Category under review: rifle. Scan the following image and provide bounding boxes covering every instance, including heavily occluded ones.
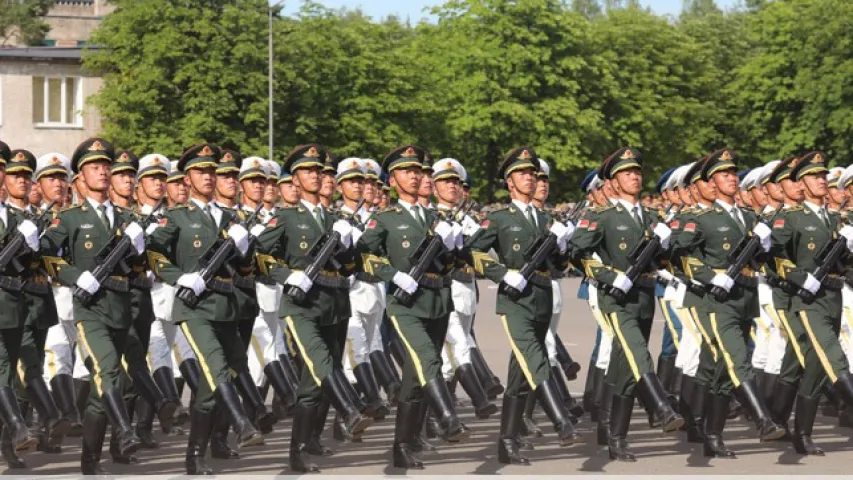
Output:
[0,201,58,292]
[392,200,469,308]
[709,202,784,302]
[797,200,850,304]
[564,199,588,224]
[74,199,165,306]
[284,199,365,305]
[176,203,262,309]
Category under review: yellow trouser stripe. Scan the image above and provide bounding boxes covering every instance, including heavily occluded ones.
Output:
[179,323,217,391]
[690,307,718,360]
[589,302,612,336]
[45,350,58,378]
[172,345,184,365]
[750,325,757,342]
[346,339,357,367]
[250,336,266,370]
[677,307,701,345]
[800,311,838,383]
[777,310,805,367]
[444,341,458,371]
[146,352,153,371]
[282,319,297,355]
[16,361,26,386]
[709,312,741,388]
[390,316,427,386]
[659,298,681,351]
[500,315,536,389]
[76,323,104,395]
[285,316,321,386]
[609,313,641,381]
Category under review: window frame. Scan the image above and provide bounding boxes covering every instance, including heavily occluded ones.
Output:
[32,75,83,129]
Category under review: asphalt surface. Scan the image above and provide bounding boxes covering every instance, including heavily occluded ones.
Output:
[14,278,853,475]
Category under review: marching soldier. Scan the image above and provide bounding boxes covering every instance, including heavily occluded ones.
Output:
[278,169,300,207]
[40,138,148,474]
[256,144,372,473]
[356,144,469,469]
[467,146,578,466]
[570,147,681,461]
[146,143,263,475]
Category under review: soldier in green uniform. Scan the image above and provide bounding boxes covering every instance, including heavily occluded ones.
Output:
[465,146,577,466]
[256,144,371,473]
[356,144,468,470]
[674,150,786,459]
[570,147,682,462]
[40,138,147,474]
[769,151,853,455]
[2,149,71,458]
[146,143,263,475]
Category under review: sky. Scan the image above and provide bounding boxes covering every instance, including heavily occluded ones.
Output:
[280,0,741,21]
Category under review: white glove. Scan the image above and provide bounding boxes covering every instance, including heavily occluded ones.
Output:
[249,224,266,237]
[653,222,672,250]
[76,271,100,295]
[124,222,145,255]
[147,271,155,282]
[177,272,206,296]
[452,222,463,250]
[711,273,735,293]
[613,273,633,294]
[392,271,418,294]
[352,227,363,245]
[227,224,249,255]
[657,269,675,284]
[333,220,353,249]
[461,215,481,237]
[285,271,313,293]
[549,221,575,253]
[803,273,821,295]
[145,222,159,235]
[502,271,527,291]
[434,221,454,250]
[752,222,772,252]
[16,220,39,252]
[840,225,853,251]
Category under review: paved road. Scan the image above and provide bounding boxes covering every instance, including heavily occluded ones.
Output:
[17,278,853,475]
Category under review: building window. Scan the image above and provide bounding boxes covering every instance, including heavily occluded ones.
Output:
[32,76,82,127]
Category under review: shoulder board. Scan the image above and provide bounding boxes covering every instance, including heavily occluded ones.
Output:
[59,205,81,213]
[787,206,805,212]
[692,208,713,216]
[167,205,187,211]
[377,207,401,214]
[488,205,511,213]
[588,204,614,213]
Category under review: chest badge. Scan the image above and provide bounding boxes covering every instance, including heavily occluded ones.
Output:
[299,241,308,250]
[193,237,202,248]
[402,240,410,249]
[619,242,628,251]
[84,241,93,250]
[723,242,731,251]
[512,244,521,252]
[807,242,816,250]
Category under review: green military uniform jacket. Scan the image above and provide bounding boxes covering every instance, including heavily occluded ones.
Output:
[41,201,134,328]
[230,204,260,321]
[256,203,356,325]
[466,203,567,322]
[569,202,661,314]
[0,208,34,330]
[146,202,244,324]
[12,204,59,330]
[356,204,453,320]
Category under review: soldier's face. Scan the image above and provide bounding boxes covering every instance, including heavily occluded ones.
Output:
[434,177,460,205]
[263,179,279,204]
[241,177,265,203]
[750,186,768,208]
[5,172,31,200]
[216,172,238,199]
[38,173,68,204]
[534,177,549,202]
[801,173,828,198]
[139,174,165,201]
[186,167,216,197]
[110,171,135,197]
[780,178,804,201]
[712,169,739,198]
[29,182,42,206]
[81,161,111,192]
[337,177,363,202]
[829,186,846,205]
[418,174,433,199]
[320,173,335,198]
[167,181,188,204]
[294,166,321,194]
[592,188,607,206]
[765,182,784,202]
[677,186,692,205]
[391,167,423,197]
[362,179,377,203]
[508,168,536,196]
[279,181,300,205]
[613,167,642,196]
[697,179,718,202]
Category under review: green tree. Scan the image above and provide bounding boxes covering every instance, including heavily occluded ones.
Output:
[0,0,55,46]
[572,0,603,19]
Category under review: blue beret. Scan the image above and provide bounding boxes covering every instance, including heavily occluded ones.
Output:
[580,169,599,192]
[737,169,749,181]
[656,167,676,194]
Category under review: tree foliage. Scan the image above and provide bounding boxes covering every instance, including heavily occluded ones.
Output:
[84,0,853,201]
[0,0,55,46]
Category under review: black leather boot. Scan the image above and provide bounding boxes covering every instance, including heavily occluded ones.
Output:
[214,381,264,448]
[587,367,604,422]
[608,394,635,461]
[457,363,498,418]
[153,367,183,433]
[0,426,25,468]
[134,396,159,448]
[520,392,543,437]
[423,377,470,443]
[289,403,320,473]
[74,378,91,427]
[278,353,301,390]
[821,383,841,417]
[51,374,82,436]
[264,361,297,411]
[185,408,214,475]
[656,354,676,396]
[551,366,583,419]
[410,401,435,452]
[307,399,333,456]
[793,394,824,455]
[101,388,142,457]
[321,372,372,440]
[497,394,529,465]
[636,372,684,433]
[596,382,613,446]
[332,411,362,443]
[80,411,108,475]
[179,359,201,394]
[832,371,853,406]
[470,347,504,399]
[370,350,401,405]
[27,376,71,450]
[536,378,580,445]
[130,367,177,434]
[233,369,276,434]
[762,372,778,407]
[389,337,406,371]
[554,334,582,380]
[0,387,36,453]
[209,405,239,459]
[733,379,785,441]
[703,392,736,458]
[770,380,797,440]
[392,401,424,469]
[353,362,391,418]
[683,378,707,444]
[110,423,140,464]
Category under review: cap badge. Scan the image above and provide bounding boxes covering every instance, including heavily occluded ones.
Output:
[813,153,823,164]
[620,149,635,160]
[720,151,732,161]
[518,149,532,160]
[88,141,105,152]
[305,146,321,158]
[401,147,417,158]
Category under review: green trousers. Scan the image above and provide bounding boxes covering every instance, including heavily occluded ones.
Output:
[501,314,550,395]
[76,319,129,414]
[284,315,343,405]
[0,327,23,389]
[179,317,245,412]
[389,313,449,402]
[777,303,847,397]
[603,302,654,397]
[694,306,753,396]
[18,323,48,385]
